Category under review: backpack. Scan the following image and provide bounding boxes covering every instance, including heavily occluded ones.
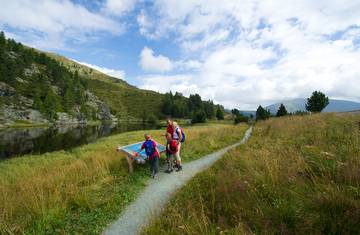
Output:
[176,127,186,143]
[169,140,178,152]
[144,140,156,157]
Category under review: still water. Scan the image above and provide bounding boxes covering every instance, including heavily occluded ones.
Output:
[0,122,160,159]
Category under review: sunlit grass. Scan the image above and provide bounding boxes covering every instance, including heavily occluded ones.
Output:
[0,124,247,234]
[143,112,360,235]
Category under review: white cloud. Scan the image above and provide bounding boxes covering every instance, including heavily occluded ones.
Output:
[139,47,173,72]
[102,0,138,16]
[0,0,123,50]
[137,0,360,109]
[74,60,125,80]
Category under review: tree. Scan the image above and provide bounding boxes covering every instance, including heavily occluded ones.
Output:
[162,93,173,116]
[64,88,75,112]
[234,114,249,124]
[188,94,203,111]
[192,110,206,123]
[216,107,224,120]
[231,109,240,116]
[276,103,288,117]
[0,31,5,46]
[203,100,215,119]
[256,105,271,121]
[305,91,329,113]
[43,90,60,120]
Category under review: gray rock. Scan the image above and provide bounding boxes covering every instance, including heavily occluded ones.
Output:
[0,82,15,97]
[55,112,79,124]
[0,105,48,125]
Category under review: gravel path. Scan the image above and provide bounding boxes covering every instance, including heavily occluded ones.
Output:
[103,126,253,235]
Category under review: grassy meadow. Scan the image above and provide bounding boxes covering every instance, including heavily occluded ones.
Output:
[143,112,360,235]
[0,124,247,235]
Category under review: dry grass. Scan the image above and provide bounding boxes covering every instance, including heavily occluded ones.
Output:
[0,124,247,234]
[143,112,360,235]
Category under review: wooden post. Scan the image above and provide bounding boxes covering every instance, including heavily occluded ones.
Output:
[126,155,134,174]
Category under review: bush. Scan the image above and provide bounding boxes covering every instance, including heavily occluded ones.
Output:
[147,114,159,125]
[191,110,207,123]
[234,114,248,124]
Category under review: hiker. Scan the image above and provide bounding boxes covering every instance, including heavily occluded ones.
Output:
[165,132,178,173]
[164,118,174,160]
[137,133,160,178]
[166,118,174,137]
[172,121,184,171]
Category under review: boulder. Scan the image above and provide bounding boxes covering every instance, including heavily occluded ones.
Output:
[0,82,15,97]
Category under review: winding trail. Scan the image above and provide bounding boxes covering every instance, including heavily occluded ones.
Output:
[103,126,253,235]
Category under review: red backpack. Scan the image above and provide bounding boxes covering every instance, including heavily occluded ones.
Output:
[169,140,178,152]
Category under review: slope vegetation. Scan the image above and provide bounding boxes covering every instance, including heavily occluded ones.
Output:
[0,32,163,126]
[143,112,360,234]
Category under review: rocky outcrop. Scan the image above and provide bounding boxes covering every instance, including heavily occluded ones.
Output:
[55,112,81,124]
[0,82,15,97]
[0,105,49,125]
[0,88,116,127]
[85,90,117,122]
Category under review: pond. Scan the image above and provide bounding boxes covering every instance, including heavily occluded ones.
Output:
[0,122,160,159]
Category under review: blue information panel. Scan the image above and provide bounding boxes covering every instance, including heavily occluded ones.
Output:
[118,141,166,161]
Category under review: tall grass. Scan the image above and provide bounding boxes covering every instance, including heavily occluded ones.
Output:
[143,113,360,235]
[0,124,247,234]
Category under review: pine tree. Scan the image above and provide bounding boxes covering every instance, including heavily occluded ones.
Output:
[216,107,224,120]
[306,91,329,113]
[204,100,215,119]
[256,105,271,121]
[276,103,288,117]
[64,88,75,112]
[0,31,5,46]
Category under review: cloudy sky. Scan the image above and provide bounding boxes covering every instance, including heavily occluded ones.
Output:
[1,0,360,109]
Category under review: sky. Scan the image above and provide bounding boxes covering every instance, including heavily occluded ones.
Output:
[1,0,360,110]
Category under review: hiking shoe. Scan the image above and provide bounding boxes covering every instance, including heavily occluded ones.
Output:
[176,166,183,172]
[152,174,157,179]
[165,169,172,174]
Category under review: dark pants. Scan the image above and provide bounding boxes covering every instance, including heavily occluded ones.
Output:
[149,157,159,176]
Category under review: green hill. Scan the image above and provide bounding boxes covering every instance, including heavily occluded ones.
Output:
[0,32,163,126]
[0,31,225,127]
[46,52,164,120]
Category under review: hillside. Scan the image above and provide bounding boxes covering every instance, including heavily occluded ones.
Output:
[143,112,360,234]
[0,32,164,126]
[0,32,225,127]
[46,53,164,120]
[266,98,360,114]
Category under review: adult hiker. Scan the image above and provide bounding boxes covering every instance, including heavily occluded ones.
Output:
[136,133,160,179]
[166,118,174,137]
[172,121,184,171]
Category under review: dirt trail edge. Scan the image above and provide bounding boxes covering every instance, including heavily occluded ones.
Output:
[103,126,253,235]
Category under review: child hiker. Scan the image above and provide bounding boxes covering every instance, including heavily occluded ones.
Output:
[165,132,178,173]
[137,133,160,179]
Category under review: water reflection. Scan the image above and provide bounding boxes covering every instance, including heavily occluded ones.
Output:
[0,122,159,159]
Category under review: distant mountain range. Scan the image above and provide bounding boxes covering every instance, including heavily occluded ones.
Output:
[266,98,360,114]
[240,98,360,117]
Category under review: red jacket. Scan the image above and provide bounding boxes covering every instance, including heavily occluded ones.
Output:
[167,124,174,137]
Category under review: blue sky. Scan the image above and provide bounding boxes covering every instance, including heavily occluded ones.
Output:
[1,0,360,109]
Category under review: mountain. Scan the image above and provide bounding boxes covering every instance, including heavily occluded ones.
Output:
[0,32,164,127]
[266,98,360,114]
